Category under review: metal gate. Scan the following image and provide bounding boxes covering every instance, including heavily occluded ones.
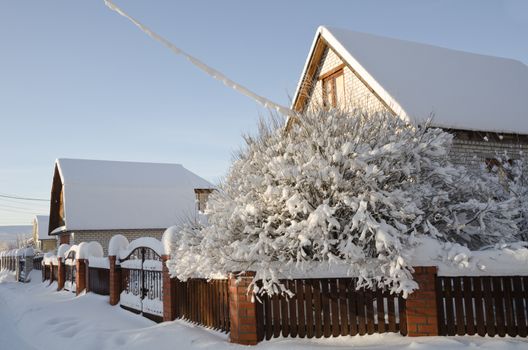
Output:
[18,257,26,282]
[64,251,76,292]
[120,246,163,322]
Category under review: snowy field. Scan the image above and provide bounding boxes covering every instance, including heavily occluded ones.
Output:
[0,270,527,350]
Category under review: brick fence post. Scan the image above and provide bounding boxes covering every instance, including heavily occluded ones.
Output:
[57,257,65,290]
[406,266,439,336]
[228,271,260,345]
[109,256,122,305]
[76,258,87,296]
[162,255,177,322]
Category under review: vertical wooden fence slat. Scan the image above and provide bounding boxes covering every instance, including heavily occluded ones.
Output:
[513,276,527,337]
[365,289,375,335]
[348,279,358,336]
[280,284,290,337]
[339,279,349,336]
[436,277,446,335]
[357,287,367,335]
[321,279,331,338]
[483,277,496,337]
[305,279,314,338]
[376,289,386,333]
[312,279,323,338]
[288,280,298,338]
[296,280,306,338]
[272,293,281,338]
[473,277,486,337]
[387,292,396,333]
[330,279,340,337]
[462,277,475,335]
[502,277,516,337]
[493,277,506,337]
[398,295,407,336]
[444,277,456,336]
[453,277,465,336]
[264,293,272,340]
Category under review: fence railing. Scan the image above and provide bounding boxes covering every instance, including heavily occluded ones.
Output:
[257,278,405,341]
[33,257,43,270]
[88,267,110,295]
[174,278,230,333]
[437,275,528,337]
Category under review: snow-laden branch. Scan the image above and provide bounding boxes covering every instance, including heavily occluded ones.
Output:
[104,0,293,118]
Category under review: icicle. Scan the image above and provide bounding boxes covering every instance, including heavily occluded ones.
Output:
[104,0,293,118]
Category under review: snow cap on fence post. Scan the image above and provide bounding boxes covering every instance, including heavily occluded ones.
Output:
[57,244,71,259]
[108,234,129,257]
[162,225,180,257]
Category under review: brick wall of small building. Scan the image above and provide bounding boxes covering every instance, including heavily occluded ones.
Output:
[69,229,165,255]
[450,138,528,171]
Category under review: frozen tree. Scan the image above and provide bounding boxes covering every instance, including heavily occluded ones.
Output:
[168,108,522,297]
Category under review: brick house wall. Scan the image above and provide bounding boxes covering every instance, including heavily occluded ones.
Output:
[40,239,57,253]
[304,46,528,170]
[60,228,165,255]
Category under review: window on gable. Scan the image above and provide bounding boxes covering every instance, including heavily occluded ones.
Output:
[194,189,213,212]
[322,69,345,108]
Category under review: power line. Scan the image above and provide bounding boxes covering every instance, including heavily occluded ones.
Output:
[0,193,49,202]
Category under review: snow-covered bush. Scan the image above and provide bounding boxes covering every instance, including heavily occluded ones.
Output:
[168,108,523,297]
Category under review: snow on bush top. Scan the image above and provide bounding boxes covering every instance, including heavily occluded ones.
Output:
[108,235,129,256]
[167,108,524,297]
[57,244,71,258]
[78,241,104,259]
[118,237,163,259]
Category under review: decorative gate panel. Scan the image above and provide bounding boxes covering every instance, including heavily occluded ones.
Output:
[120,246,163,322]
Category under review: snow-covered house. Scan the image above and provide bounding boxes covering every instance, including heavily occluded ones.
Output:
[292,26,528,170]
[47,158,213,254]
[32,215,55,252]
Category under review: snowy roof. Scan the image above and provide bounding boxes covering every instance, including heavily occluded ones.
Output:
[52,158,213,232]
[34,215,51,240]
[294,26,528,135]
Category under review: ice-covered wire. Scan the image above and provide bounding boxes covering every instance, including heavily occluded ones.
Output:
[104,0,293,118]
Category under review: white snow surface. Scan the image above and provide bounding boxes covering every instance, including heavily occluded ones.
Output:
[295,26,528,134]
[57,244,71,258]
[108,234,129,257]
[55,158,213,231]
[34,215,50,240]
[1,271,528,349]
[162,226,180,255]
[411,237,528,276]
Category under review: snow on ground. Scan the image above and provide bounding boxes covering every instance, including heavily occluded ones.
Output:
[1,270,528,350]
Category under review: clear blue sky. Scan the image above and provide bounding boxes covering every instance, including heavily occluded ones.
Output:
[0,0,527,225]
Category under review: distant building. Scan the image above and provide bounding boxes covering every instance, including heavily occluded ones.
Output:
[48,158,214,254]
[32,215,55,252]
[291,26,528,170]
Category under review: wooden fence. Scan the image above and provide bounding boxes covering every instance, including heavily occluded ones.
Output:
[174,278,231,333]
[437,276,528,337]
[33,256,43,270]
[88,267,110,295]
[257,278,406,341]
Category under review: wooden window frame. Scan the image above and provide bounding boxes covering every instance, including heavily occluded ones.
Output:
[321,67,344,108]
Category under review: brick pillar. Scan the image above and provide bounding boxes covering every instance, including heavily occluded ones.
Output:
[162,255,177,321]
[57,258,65,290]
[406,266,439,336]
[76,259,87,296]
[228,272,259,345]
[109,256,122,305]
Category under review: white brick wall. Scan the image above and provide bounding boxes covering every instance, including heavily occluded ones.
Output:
[305,47,387,114]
